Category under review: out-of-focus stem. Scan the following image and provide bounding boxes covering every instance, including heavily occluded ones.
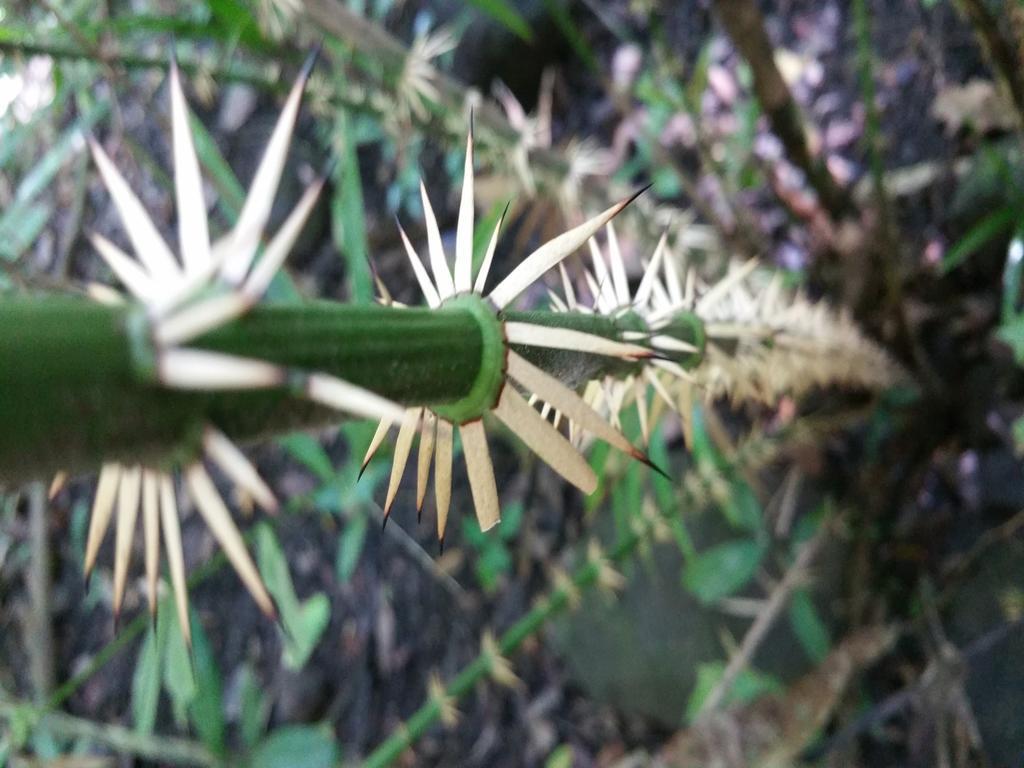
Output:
[711,0,852,219]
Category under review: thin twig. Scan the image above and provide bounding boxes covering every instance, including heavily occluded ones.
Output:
[0,697,216,766]
[700,511,834,712]
[24,482,54,702]
[711,0,852,220]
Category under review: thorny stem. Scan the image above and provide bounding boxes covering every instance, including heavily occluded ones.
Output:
[298,0,570,175]
[362,526,640,768]
[361,413,848,768]
[0,298,704,483]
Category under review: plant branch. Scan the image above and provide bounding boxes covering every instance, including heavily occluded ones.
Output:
[711,0,852,220]
[700,512,833,712]
[0,696,216,766]
[0,298,702,483]
[361,412,853,767]
[954,0,1024,128]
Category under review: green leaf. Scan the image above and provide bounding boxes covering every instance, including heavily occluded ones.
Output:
[467,0,534,42]
[249,725,338,768]
[0,99,109,261]
[683,538,764,604]
[1002,234,1024,322]
[336,514,367,582]
[685,661,782,721]
[997,315,1024,363]
[545,744,573,768]
[257,524,331,669]
[498,501,524,540]
[162,600,197,728]
[131,623,164,735]
[941,204,1016,274]
[332,109,374,304]
[188,611,226,756]
[0,202,52,262]
[789,588,831,663]
[279,433,334,482]
[189,112,245,217]
[472,200,507,278]
[238,664,270,749]
[721,479,763,533]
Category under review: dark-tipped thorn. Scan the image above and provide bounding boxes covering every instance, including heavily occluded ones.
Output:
[357,461,369,482]
[381,511,391,530]
[633,449,670,480]
[469,107,475,141]
[84,571,93,593]
[272,603,294,643]
[149,608,157,634]
[615,183,654,214]
[299,42,323,84]
[438,536,446,555]
[112,610,122,636]
[417,506,423,524]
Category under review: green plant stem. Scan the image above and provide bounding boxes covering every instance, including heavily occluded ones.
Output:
[710,0,851,219]
[0,31,382,120]
[0,297,704,483]
[0,697,216,766]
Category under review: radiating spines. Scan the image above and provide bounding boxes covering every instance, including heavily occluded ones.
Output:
[383,409,421,526]
[220,47,319,285]
[88,137,181,284]
[80,423,289,636]
[487,186,650,311]
[169,55,211,277]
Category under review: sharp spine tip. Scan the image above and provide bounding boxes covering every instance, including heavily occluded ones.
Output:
[300,43,323,81]
[438,536,445,555]
[381,513,390,530]
[634,450,670,480]
[266,595,283,626]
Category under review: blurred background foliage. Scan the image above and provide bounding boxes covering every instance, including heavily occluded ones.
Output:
[3,0,1024,766]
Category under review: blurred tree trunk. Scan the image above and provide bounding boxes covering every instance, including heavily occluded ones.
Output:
[711,0,851,220]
